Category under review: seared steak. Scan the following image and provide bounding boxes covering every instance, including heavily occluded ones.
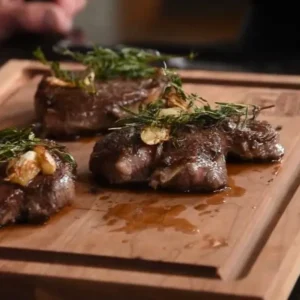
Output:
[223,119,284,161]
[150,128,228,192]
[89,118,284,192]
[34,74,165,139]
[22,153,76,223]
[0,182,24,226]
[89,127,159,184]
[0,151,76,227]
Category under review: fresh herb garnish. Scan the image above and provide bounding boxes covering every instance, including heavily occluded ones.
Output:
[0,127,76,168]
[113,68,270,131]
[116,99,261,129]
[57,46,193,80]
[33,47,96,94]
[33,46,193,93]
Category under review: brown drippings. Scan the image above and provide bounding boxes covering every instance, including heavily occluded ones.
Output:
[198,210,212,216]
[194,203,207,210]
[122,240,129,243]
[107,218,118,226]
[99,194,110,200]
[272,165,281,175]
[78,136,99,144]
[184,241,198,249]
[194,177,245,211]
[103,200,199,234]
[203,234,228,249]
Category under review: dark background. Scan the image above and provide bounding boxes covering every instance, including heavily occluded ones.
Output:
[1,0,300,298]
[3,0,300,75]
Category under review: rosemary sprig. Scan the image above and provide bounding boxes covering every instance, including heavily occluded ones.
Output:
[33,46,193,92]
[0,127,76,167]
[33,47,96,94]
[33,47,76,83]
[114,68,266,131]
[116,99,261,129]
[58,46,193,80]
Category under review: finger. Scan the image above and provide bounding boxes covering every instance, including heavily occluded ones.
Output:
[15,3,73,34]
[55,0,87,16]
[0,0,23,7]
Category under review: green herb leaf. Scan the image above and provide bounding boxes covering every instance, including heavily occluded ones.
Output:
[57,46,193,80]
[33,47,96,94]
[0,127,76,168]
[113,68,270,132]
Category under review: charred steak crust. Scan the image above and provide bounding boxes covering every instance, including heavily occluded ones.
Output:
[89,127,159,184]
[222,119,284,161]
[0,181,24,226]
[150,128,228,192]
[23,153,76,224]
[34,74,165,138]
[0,152,76,227]
[89,119,284,192]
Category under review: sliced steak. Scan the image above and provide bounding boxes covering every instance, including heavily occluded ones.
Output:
[89,127,159,184]
[34,74,165,139]
[149,128,228,192]
[223,119,284,161]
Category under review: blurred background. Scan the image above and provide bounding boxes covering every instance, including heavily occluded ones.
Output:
[2,0,300,75]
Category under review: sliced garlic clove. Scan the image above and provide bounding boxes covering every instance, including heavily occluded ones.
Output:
[34,146,57,175]
[167,92,188,110]
[158,107,183,117]
[141,126,170,145]
[83,70,95,86]
[46,76,75,87]
[6,151,41,187]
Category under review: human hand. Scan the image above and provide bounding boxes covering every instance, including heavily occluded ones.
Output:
[0,0,87,40]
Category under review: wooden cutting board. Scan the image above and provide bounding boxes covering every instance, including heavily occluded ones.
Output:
[0,60,300,300]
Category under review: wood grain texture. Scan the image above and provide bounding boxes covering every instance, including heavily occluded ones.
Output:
[0,60,300,299]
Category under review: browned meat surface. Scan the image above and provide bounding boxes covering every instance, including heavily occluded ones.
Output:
[34,74,165,139]
[0,182,24,226]
[89,127,159,184]
[89,118,284,192]
[23,154,76,223]
[223,119,284,161]
[150,128,228,192]
[0,153,76,227]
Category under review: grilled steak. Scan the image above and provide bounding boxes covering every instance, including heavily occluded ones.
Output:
[223,119,284,161]
[89,119,284,192]
[0,149,76,227]
[89,127,159,184]
[150,128,228,192]
[22,153,76,223]
[34,75,165,139]
[0,181,24,226]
